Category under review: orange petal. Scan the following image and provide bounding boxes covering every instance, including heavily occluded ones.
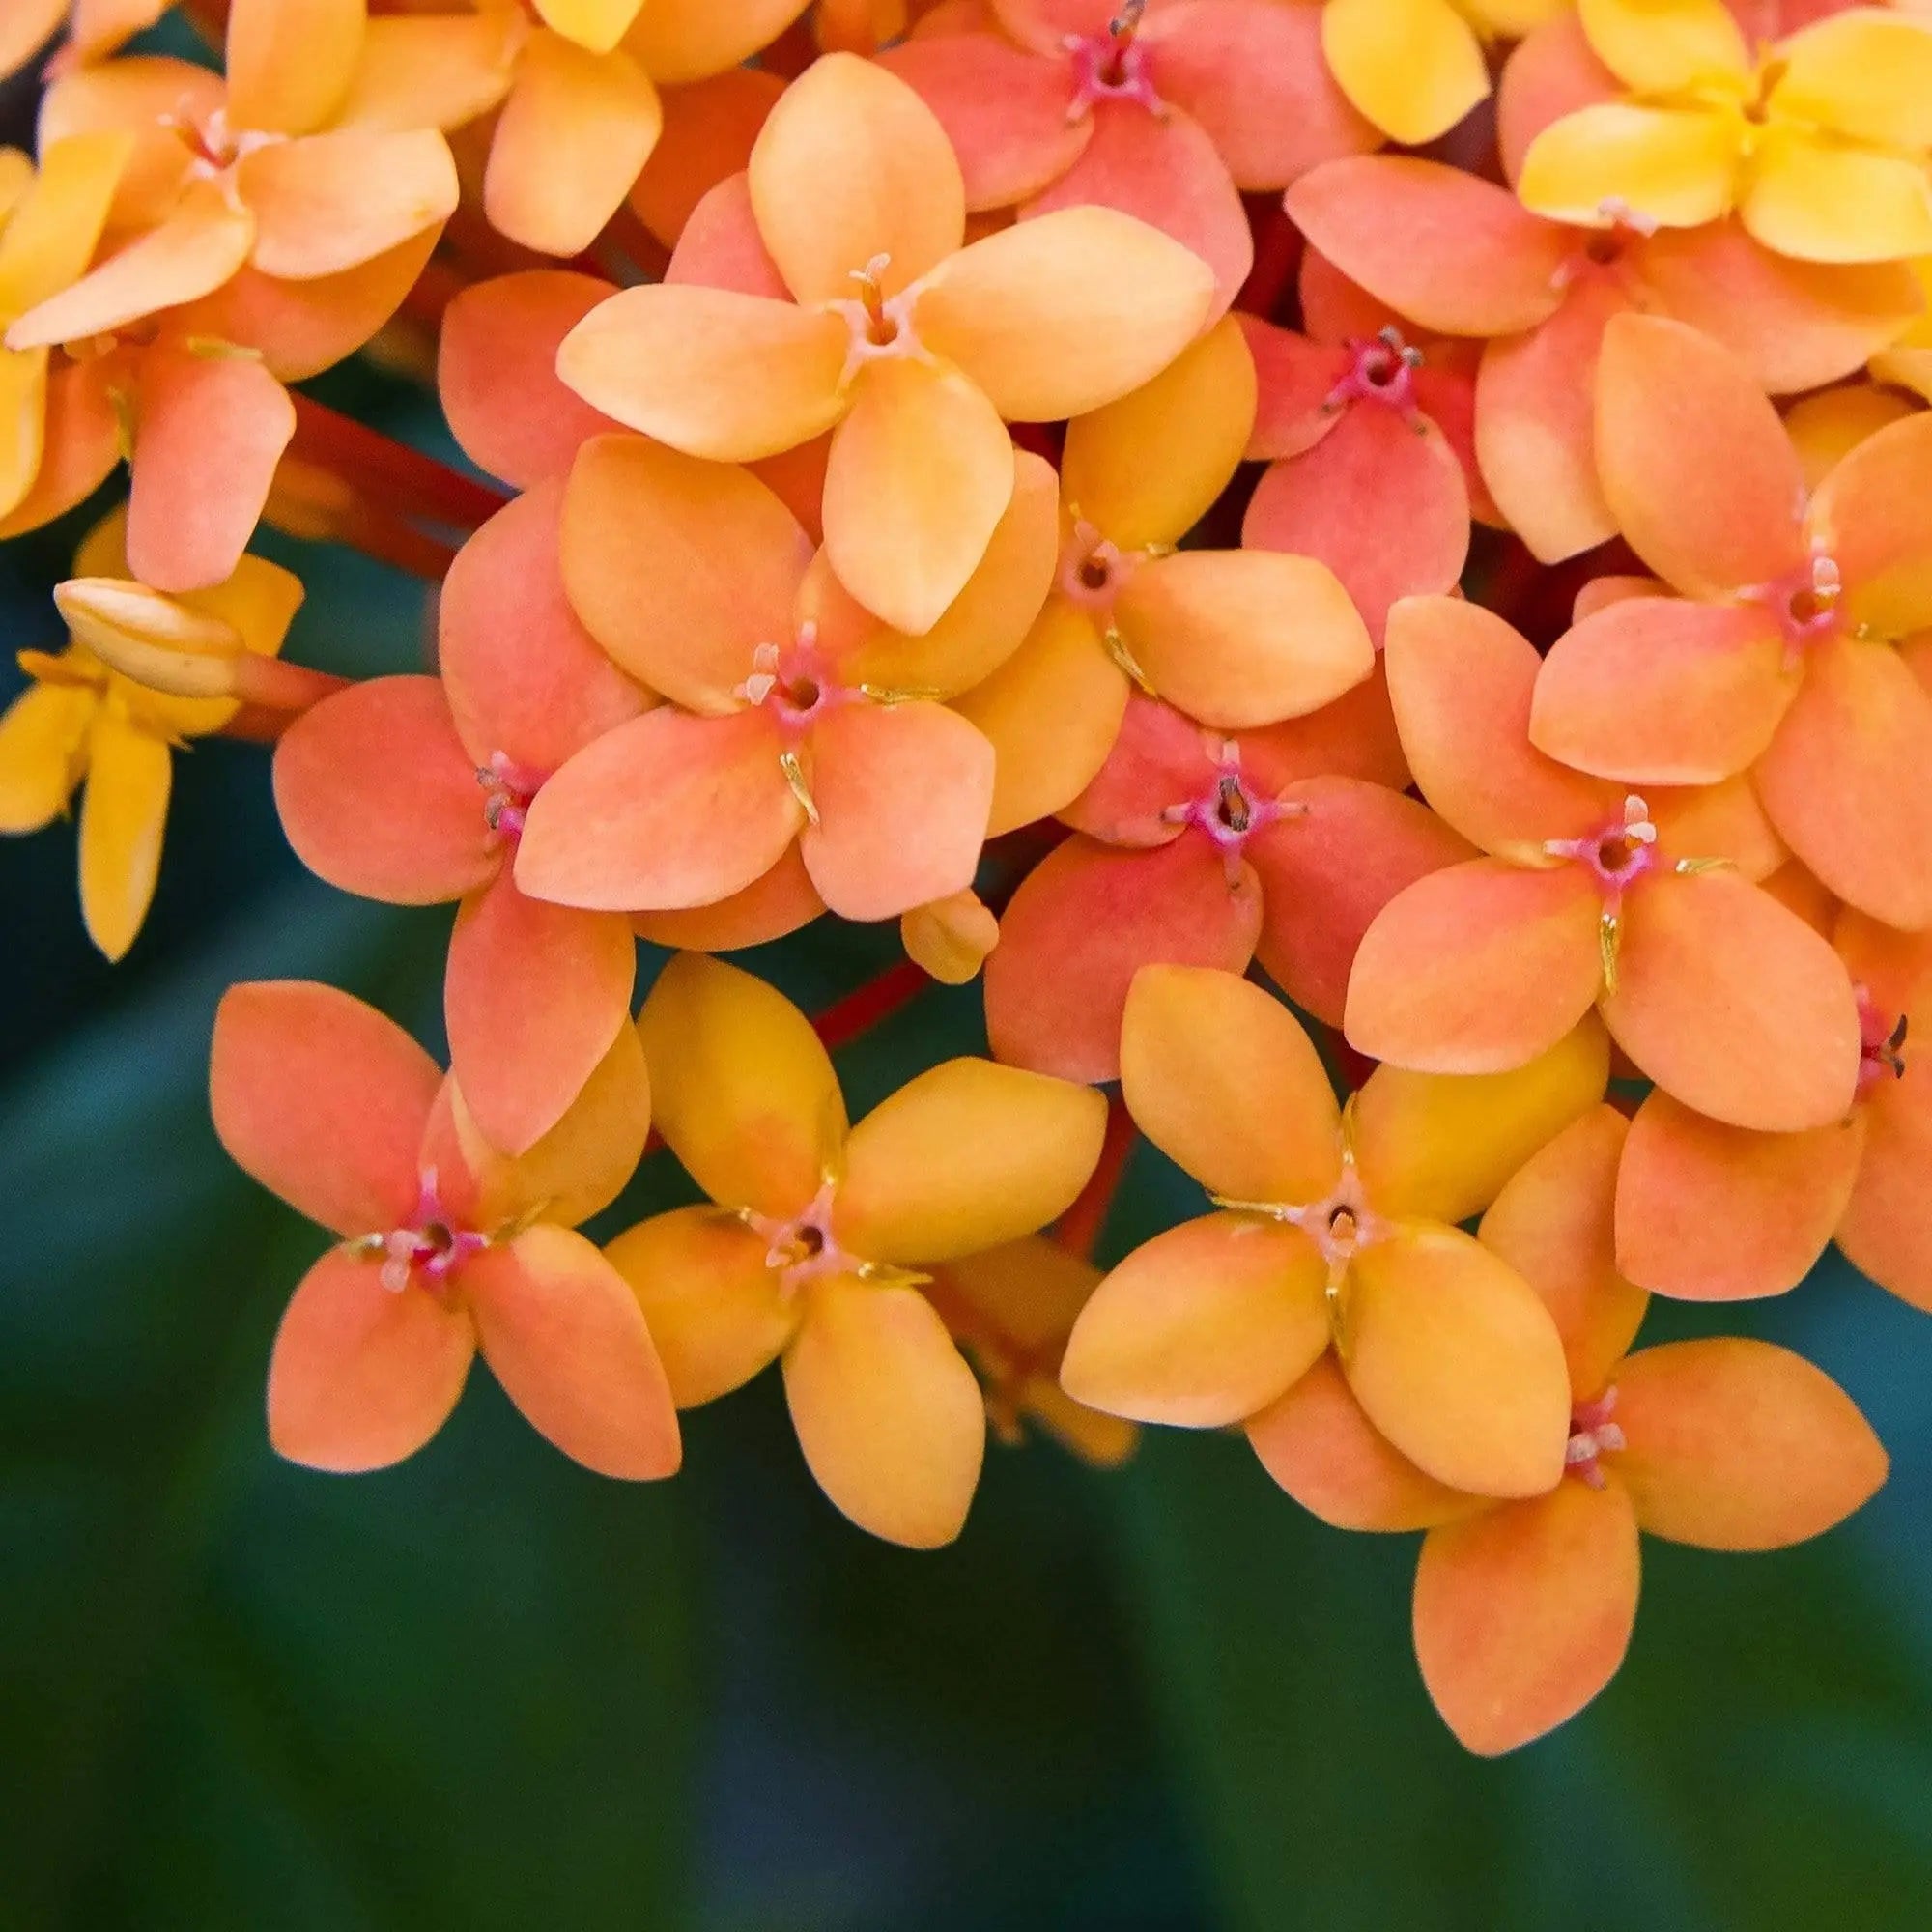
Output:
[556,282,848,461]
[1118,963,1345,1205]
[635,951,845,1218]
[267,1247,474,1473]
[1613,1088,1860,1303]
[797,699,993,922]
[1346,1225,1573,1497]
[37,56,215,236]
[1054,683,1214,843]
[329,13,519,135]
[272,675,499,906]
[1344,860,1604,1075]
[225,0,365,135]
[914,204,1217,422]
[984,833,1263,1084]
[1807,409,1932,642]
[1611,1339,1887,1549]
[1479,1103,1646,1397]
[1837,1041,1932,1313]
[1592,311,1809,600]
[1644,773,1784,882]
[664,168,788,296]
[783,1276,985,1547]
[1413,1479,1640,1755]
[833,1056,1106,1264]
[622,0,814,84]
[1528,596,1796,786]
[559,432,810,710]
[1495,14,1620,186]
[1240,662,1410,793]
[0,355,120,540]
[631,68,784,245]
[1383,595,1612,853]
[211,979,440,1236]
[631,843,825,952]
[1247,1353,1478,1531]
[1605,868,1860,1133]
[514,705,800,912]
[1061,1212,1330,1426]
[462,1223,679,1479]
[241,129,458,281]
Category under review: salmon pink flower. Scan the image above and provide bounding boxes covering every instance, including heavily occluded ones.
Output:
[1518,0,1932,264]
[0,508,301,959]
[554,52,1216,633]
[270,484,649,1156]
[882,0,1379,315]
[607,953,1107,1546]
[1347,595,1862,1133]
[1061,964,1604,1498]
[985,691,1470,1082]
[1284,153,1920,561]
[211,978,679,1480]
[515,434,1055,923]
[1530,314,1932,928]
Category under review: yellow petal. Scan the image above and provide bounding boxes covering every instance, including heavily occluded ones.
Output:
[0,678,93,833]
[0,131,132,320]
[1519,102,1738,231]
[1321,0,1491,148]
[535,0,645,56]
[832,1057,1106,1264]
[77,698,170,961]
[636,952,846,1218]
[1575,0,1748,94]
[1769,10,1932,150]
[225,0,368,136]
[0,344,45,521]
[623,0,814,85]
[1742,129,1932,266]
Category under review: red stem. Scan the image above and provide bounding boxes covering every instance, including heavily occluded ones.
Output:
[1053,1094,1137,1264]
[810,957,930,1052]
[287,394,507,536]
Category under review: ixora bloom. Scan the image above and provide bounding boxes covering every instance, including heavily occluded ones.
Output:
[269,484,649,1156]
[516,435,1053,923]
[1347,595,1862,1134]
[882,0,1378,311]
[0,509,300,959]
[554,52,1216,633]
[211,978,679,1479]
[1283,154,1920,561]
[1061,965,1606,1496]
[1517,0,1932,263]
[606,953,1107,1546]
[1529,314,1932,929]
[985,693,1467,1082]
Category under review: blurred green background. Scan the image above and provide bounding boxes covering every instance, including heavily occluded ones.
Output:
[8,64,1932,1932]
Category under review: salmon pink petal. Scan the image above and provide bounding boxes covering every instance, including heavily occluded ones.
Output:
[834,1057,1107,1264]
[783,1276,984,1548]
[798,700,993,922]
[1837,1047,1932,1313]
[242,129,458,281]
[1248,778,1476,1028]
[1345,861,1604,1075]
[226,0,365,135]
[124,346,294,595]
[556,283,848,462]
[1242,409,1469,643]
[273,676,498,906]
[1833,910,1932,1023]
[630,69,784,246]
[267,1249,474,1474]
[985,833,1263,1084]
[0,358,120,541]
[211,980,440,1236]
[1287,156,1571,338]
[1645,774,1784,882]
[878,30,1091,210]
[664,171,788,298]
[1383,596,1612,853]
[1240,318,1350,461]
[440,480,648,776]
[1414,1480,1640,1755]
[445,873,636,1157]
[1605,869,1860,1133]
[1528,597,1795,786]
[1593,313,1809,600]
[1807,411,1932,641]
[462,1224,680,1479]
[559,433,810,711]
[637,952,845,1217]
[1118,964,1345,1205]
[1239,664,1410,793]
[515,705,801,912]
[1061,1213,1330,1427]
[1613,1089,1861,1302]
[748,53,964,305]
[914,205,1218,421]
[1060,691,1219,844]
[1611,1339,1888,1550]
[1247,1354,1478,1531]
[1346,1225,1573,1498]
[1479,1103,1646,1397]
[632,845,825,952]
[1321,0,1489,147]
[1495,14,1620,185]
[605,1206,795,1406]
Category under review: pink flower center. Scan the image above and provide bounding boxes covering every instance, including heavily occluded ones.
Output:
[477,752,540,841]
[1161,739,1302,882]
[1744,552,1843,665]
[1327,327,1425,417]
[1857,986,1908,1101]
[1057,520,1143,613]
[367,1171,488,1294]
[737,621,848,736]
[743,1181,859,1294]
[1065,3,1164,118]
[1565,1387,1626,1489]
[167,103,284,183]
[1545,795,1659,906]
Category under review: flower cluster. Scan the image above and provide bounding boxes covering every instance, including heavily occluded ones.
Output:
[2,0,1928,1754]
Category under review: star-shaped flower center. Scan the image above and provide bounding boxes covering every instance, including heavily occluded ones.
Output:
[1565,1387,1626,1488]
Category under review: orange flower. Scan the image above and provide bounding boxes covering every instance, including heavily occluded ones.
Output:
[211,978,679,1479]
[607,953,1107,1546]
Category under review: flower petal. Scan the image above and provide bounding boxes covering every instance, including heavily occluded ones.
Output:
[631,67,784,245]
[267,1248,474,1473]
[1495,13,1620,185]
[76,701,169,963]
[1321,0,1489,147]
[631,844,825,952]
[622,0,814,84]
[242,129,458,281]
[0,679,91,833]
[461,1223,680,1479]
[1518,102,1737,232]
[1837,1038,1932,1313]
[1062,1212,1330,1426]
[1808,410,1932,641]
[1741,129,1932,268]
[636,951,845,1218]
[225,0,366,135]
[1610,1339,1887,1549]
